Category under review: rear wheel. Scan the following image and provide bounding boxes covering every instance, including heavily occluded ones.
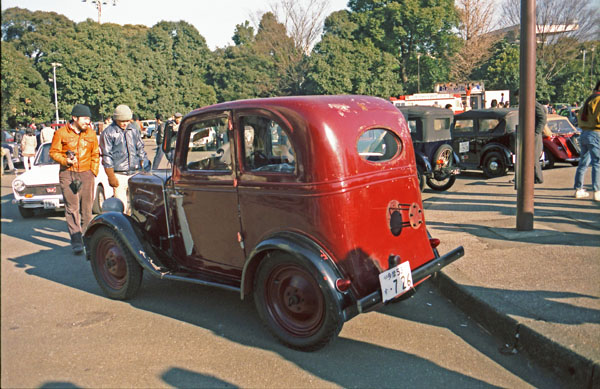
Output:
[92,185,105,214]
[254,252,343,351]
[426,144,457,191]
[89,226,142,300]
[482,151,507,178]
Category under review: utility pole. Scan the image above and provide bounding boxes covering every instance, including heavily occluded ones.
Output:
[417,53,421,93]
[51,62,62,124]
[516,0,536,231]
[83,0,118,24]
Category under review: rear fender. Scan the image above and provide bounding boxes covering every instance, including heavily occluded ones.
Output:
[241,231,358,321]
[414,152,433,175]
[480,143,512,166]
[84,212,167,273]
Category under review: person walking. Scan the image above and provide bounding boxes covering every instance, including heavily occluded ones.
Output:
[21,127,37,171]
[573,80,600,201]
[164,112,183,163]
[49,104,99,254]
[40,122,55,144]
[99,104,150,213]
[152,113,165,169]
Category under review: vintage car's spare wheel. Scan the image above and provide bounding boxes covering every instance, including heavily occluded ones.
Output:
[426,144,457,191]
[89,226,142,300]
[254,252,343,351]
[482,151,507,178]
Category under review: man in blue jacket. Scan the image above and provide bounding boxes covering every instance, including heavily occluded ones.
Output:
[99,104,150,213]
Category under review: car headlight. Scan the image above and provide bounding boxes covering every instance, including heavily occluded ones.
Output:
[12,179,26,192]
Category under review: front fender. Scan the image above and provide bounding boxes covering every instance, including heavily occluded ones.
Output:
[84,212,166,273]
[241,231,358,321]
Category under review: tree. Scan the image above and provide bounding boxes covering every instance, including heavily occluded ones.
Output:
[450,0,499,81]
[500,0,600,81]
[348,0,461,85]
[304,10,402,97]
[1,41,53,127]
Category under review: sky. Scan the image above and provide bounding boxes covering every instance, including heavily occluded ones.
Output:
[1,0,350,50]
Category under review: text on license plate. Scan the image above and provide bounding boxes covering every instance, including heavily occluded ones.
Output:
[379,261,413,303]
[43,199,60,209]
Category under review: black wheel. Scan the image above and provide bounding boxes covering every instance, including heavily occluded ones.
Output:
[482,151,507,178]
[254,252,343,351]
[18,206,34,218]
[426,144,457,191]
[416,165,425,192]
[542,148,555,169]
[89,226,143,300]
[92,185,105,214]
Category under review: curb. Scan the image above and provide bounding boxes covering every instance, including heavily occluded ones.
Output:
[432,271,599,388]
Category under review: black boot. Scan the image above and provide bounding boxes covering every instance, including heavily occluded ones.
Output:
[71,232,84,255]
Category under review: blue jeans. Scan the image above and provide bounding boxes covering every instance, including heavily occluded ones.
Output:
[574,131,600,192]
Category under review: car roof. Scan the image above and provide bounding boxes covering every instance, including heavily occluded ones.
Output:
[454,108,518,119]
[396,106,454,118]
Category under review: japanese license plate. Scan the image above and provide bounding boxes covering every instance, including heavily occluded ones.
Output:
[43,199,60,209]
[379,261,413,303]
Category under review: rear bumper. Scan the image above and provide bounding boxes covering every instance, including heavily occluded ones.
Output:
[356,246,465,313]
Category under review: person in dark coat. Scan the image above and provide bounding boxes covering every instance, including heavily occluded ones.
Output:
[514,89,547,184]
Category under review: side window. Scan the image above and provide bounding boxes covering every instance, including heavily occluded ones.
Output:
[407,119,418,134]
[453,119,474,134]
[184,116,231,171]
[479,119,500,133]
[241,116,296,174]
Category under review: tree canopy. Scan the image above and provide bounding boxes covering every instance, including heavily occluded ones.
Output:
[1,3,599,128]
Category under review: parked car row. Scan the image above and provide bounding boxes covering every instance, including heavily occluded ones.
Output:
[397,107,581,187]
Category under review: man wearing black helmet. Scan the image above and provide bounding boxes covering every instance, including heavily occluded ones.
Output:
[49,104,100,255]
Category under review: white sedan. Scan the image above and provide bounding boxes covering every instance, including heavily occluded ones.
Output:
[11,142,113,218]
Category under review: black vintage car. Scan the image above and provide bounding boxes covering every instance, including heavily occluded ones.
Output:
[398,106,460,191]
[451,108,519,178]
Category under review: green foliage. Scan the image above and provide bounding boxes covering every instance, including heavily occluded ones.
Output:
[1,41,53,127]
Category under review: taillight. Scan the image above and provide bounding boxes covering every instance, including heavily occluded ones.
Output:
[429,238,440,249]
[335,278,352,292]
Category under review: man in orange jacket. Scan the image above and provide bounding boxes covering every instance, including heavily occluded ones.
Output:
[49,104,99,254]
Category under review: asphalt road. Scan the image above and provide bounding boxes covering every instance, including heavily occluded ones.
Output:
[1,140,563,388]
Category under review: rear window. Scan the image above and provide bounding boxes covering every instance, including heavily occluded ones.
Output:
[434,118,451,131]
[480,119,500,132]
[453,119,474,133]
[357,129,401,162]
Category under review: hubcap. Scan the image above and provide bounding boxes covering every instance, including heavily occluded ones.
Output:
[265,265,324,337]
[96,237,126,289]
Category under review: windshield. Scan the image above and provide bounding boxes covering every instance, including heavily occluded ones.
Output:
[35,144,58,166]
[547,118,576,134]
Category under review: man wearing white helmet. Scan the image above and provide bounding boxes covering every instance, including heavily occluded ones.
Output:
[99,104,150,213]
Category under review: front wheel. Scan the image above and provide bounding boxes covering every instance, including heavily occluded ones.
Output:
[482,151,507,178]
[542,148,555,169]
[89,226,143,300]
[18,206,34,218]
[92,185,105,214]
[254,252,343,351]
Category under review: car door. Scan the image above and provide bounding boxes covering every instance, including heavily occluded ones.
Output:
[169,111,245,277]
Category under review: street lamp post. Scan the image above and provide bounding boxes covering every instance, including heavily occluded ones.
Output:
[82,0,118,24]
[51,62,62,124]
[417,53,421,93]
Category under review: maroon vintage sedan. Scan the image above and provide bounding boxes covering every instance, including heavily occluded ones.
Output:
[84,95,464,351]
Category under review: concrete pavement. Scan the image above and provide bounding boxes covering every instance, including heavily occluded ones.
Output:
[423,166,600,388]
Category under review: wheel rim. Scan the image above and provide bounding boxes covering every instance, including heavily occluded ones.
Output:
[264,264,325,337]
[95,236,127,289]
